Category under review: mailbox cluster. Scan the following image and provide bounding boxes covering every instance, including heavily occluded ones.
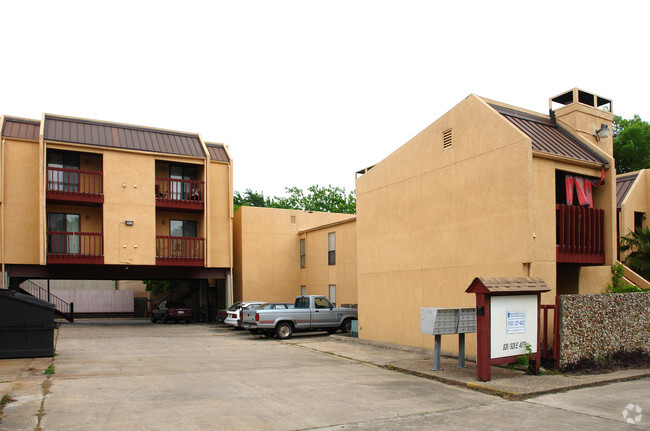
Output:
[421,307,476,370]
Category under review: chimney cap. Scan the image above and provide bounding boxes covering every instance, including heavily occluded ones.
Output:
[550,88,612,113]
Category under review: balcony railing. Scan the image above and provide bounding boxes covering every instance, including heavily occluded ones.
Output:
[47,167,103,204]
[156,235,204,266]
[155,177,204,210]
[47,231,104,264]
[556,204,605,264]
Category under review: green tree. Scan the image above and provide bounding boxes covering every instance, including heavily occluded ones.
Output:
[619,226,650,286]
[143,280,170,296]
[613,114,650,174]
[234,185,356,214]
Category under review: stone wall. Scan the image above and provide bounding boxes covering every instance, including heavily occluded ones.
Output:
[559,292,650,368]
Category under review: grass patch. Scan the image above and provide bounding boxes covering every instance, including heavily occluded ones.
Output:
[44,364,55,375]
[1,393,16,422]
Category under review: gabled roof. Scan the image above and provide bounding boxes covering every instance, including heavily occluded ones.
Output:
[205,142,230,162]
[616,173,639,209]
[1,116,40,141]
[488,104,608,166]
[465,277,550,294]
[43,114,206,158]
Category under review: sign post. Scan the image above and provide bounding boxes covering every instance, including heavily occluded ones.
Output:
[465,277,550,382]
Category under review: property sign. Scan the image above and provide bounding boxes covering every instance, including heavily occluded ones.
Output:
[490,295,537,359]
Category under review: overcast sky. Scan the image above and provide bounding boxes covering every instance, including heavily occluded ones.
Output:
[2,1,649,198]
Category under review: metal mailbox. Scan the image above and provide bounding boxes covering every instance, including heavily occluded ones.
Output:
[420,307,477,370]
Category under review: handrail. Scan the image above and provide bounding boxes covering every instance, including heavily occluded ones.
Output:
[47,166,103,196]
[19,280,74,322]
[155,177,204,203]
[47,231,103,257]
[156,235,205,260]
[556,204,605,264]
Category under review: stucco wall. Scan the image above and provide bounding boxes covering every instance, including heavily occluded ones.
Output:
[233,206,355,303]
[356,95,538,354]
[559,292,650,368]
[3,138,40,264]
[619,170,650,240]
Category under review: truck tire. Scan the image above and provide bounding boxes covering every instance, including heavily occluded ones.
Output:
[341,319,354,333]
[275,323,293,339]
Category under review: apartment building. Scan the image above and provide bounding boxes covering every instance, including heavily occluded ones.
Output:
[355,89,617,353]
[233,206,356,305]
[0,114,233,319]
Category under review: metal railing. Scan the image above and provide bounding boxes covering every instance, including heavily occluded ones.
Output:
[155,177,204,204]
[19,280,74,322]
[556,204,605,264]
[47,166,103,198]
[47,231,103,261]
[156,236,205,265]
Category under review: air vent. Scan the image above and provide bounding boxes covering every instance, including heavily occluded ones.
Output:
[443,129,452,149]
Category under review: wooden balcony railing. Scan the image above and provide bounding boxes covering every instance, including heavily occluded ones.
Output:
[47,231,104,264]
[556,204,605,264]
[156,236,204,266]
[155,177,204,210]
[47,167,103,204]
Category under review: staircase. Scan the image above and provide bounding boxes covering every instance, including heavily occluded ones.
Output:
[16,280,74,322]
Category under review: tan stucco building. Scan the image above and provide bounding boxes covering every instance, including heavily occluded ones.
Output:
[355,89,617,353]
[233,206,356,305]
[0,114,233,319]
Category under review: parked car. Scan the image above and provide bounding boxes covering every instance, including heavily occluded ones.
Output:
[224,301,265,328]
[251,302,295,311]
[217,301,243,323]
[151,301,192,324]
[242,295,357,339]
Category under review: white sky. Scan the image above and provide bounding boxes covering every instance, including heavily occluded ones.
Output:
[2,1,649,198]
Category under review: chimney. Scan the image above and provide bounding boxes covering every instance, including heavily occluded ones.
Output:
[549,88,614,156]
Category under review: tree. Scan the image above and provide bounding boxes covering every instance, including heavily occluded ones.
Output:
[619,226,650,286]
[143,280,170,296]
[234,185,356,214]
[613,114,650,174]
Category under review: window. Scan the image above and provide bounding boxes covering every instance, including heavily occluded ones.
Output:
[300,238,306,268]
[328,232,336,265]
[635,212,645,231]
[47,212,80,254]
[295,297,310,309]
[314,297,333,309]
[300,285,306,296]
[47,151,80,192]
[329,285,336,306]
[170,220,197,237]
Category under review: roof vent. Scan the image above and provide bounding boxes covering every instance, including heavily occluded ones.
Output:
[443,129,452,149]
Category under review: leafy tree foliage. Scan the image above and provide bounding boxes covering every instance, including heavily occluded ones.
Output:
[143,280,170,296]
[613,114,650,174]
[619,226,650,289]
[234,185,356,214]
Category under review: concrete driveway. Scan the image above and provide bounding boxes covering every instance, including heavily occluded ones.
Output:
[1,319,648,430]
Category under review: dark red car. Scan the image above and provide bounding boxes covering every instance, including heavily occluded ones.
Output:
[151,301,192,324]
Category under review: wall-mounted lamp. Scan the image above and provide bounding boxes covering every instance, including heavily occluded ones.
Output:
[594,123,610,141]
[125,220,134,226]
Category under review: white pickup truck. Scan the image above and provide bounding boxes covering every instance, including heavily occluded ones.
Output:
[242,295,358,339]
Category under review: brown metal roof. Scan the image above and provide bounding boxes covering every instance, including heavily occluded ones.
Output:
[466,277,550,294]
[489,104,608,166]
[2,117,40,141]
[205,143,230,162]
[616,173,638,209]
[43,115,206,158]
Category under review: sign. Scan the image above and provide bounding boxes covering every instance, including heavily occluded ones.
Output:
[490,295,537,359]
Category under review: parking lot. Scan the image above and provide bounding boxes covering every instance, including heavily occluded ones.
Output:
[1,319,648,430]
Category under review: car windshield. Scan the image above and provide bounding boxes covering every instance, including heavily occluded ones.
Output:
[227,302,244,311]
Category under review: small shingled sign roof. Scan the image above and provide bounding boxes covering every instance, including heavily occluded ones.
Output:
[466,277,550,294]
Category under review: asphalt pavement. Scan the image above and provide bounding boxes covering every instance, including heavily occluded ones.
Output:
[0,319,647,430]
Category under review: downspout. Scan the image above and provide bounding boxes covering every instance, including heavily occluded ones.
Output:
[1,137,5,289]
[227,160,234,306]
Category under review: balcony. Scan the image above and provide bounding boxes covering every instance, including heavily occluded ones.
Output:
[47,167,103,204]
[556,204,605,264]
[47,231,104,264]
[155,177,204,211]
[156,236,205,266]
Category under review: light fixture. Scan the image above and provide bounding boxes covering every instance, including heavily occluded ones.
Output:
[125,220,134,226]
[594,124,610,141]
